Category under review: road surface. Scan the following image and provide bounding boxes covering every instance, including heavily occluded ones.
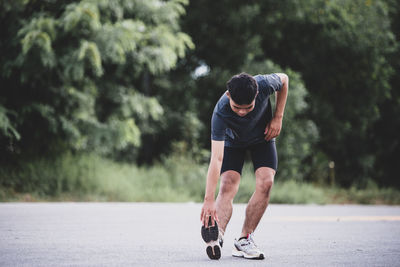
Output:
[1,203,399,266]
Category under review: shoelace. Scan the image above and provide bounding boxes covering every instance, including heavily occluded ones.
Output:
[245,234,258,249]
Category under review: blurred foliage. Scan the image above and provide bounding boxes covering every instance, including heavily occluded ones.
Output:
[1,153,399,204]
[0,0,193,159]
[1,0,400,195]
[178,0,399,187]
[372,0,400,187]
[255,0,397,186]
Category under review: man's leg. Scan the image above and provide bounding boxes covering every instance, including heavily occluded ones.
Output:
[241,167,275,237]
[216,170,241,233]
[203,169,241,260]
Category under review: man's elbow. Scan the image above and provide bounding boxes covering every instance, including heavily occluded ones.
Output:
[210,154,223,164]
[280,73,288,84]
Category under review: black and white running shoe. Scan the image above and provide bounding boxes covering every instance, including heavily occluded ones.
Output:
[201,217,223,260]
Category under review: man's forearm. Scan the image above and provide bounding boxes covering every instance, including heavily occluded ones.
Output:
[204,159,222,201]
[275,74,289,118]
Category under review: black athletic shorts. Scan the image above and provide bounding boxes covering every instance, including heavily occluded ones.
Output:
[220,140,277,175]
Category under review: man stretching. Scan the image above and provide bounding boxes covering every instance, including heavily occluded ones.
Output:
[200,72,289,260]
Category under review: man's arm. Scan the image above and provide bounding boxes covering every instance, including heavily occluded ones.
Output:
[200,140,224,227]
[265,73,289,141]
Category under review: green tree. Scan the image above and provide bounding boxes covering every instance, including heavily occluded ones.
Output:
[156,0,319,181]
[0,0,193,160]
[174,0,397,187]
[372,0,400,187]
[255,0,396,186]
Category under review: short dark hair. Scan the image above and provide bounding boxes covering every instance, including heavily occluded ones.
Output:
[226,72,258,105]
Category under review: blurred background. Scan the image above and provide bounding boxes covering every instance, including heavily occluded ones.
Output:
[0,0,399,204]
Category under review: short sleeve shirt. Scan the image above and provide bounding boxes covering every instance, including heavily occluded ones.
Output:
[211,74,282,147]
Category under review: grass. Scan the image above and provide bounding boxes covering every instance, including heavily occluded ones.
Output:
[236,164,328,204]
[0,153,206,202]
[0,153,399,204]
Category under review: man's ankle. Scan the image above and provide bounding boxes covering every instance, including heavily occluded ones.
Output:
[219,228,225,236]
[239,233,249,240]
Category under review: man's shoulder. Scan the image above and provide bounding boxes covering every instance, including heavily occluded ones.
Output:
[254,73,282,95]
[253,73,277,83]
[214,92,229,114]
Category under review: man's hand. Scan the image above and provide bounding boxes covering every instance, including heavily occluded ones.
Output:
[200,199,219,227]
[266,73,288,141]
[264,116,283,141]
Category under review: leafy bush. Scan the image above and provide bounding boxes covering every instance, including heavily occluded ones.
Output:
[0,0,193,158]
[2,153,399,205]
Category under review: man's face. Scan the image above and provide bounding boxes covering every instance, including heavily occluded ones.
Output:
[226,91,258,117]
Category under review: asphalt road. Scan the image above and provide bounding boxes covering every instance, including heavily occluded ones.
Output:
[0,203,399,266]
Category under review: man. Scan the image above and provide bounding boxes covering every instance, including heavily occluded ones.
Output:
[200,72,289,260]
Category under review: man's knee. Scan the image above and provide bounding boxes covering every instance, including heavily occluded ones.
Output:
[255,168,275,194]
[259,177,274,193]
[219,171,240,196]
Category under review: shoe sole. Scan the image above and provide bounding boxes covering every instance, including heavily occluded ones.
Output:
[201,217,219,243]
[202,217,220,260]
[232,248,264,260]
[206,241,221,260]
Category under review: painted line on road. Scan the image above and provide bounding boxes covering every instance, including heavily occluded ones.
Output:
[267,216,400,222]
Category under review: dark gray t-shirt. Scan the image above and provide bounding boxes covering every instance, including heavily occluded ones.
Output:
[211,74,282,147]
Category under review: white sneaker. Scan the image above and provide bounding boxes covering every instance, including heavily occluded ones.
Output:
[232,233,265,259]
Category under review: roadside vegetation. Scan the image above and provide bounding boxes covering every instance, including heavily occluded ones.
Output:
[1,1,400,202]
[1,154,398,205]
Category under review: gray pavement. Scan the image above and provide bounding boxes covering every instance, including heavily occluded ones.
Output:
[0,203,400,266]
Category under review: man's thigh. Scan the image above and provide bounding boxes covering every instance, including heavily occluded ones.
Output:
[220,146,246,175]
[249,140,278,172]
